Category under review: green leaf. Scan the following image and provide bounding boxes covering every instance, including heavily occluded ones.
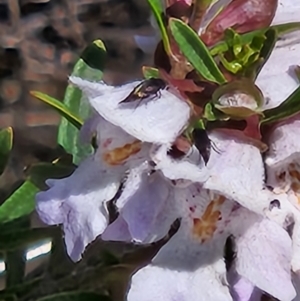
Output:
[245,28,277,80]
[169,18,226,84]
[0,227,56,251]
[147,0,171,55]
[37,292,111,301]
[142,66,160,79]
[0,127,13,175]
[218,53,242,74]
[0,181,39,224]
[294,65,300,82]
[81,40,107,71]
[261,86,300,125]
[0,295,16,301]
[4,218,29,288]
[0,277,42,298]
[210,22,300,56]
[26,162,75,190]
[57,40,106,165]
[30,91,83,130]
[5,249,26,287]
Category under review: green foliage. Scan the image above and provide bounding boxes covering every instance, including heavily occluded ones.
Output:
[30,92,83,130]
[0,127,13,176]
[57,40,107,165]
[261,86,300,125]
[0,227,56,251]
[0,181,39,224]
[142,66,160,79]
[37,292,111,301]
[210,22,300,56]
[4,218,29,288]
[1,3,299,300]
[216,28,277,79]
[169,18,226,84]
[147,0,172,55]
[26,162,75,190]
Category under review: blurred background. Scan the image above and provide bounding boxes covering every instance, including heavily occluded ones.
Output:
[0,0,153,202]
[0,0,155,296]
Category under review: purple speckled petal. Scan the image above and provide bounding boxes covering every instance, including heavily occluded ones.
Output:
[127,185,235,301]
[127,224,231,301]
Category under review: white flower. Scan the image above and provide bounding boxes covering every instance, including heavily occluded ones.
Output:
[35,1,300,300]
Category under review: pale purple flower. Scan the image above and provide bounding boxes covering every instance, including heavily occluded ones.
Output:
[35,1,300,300]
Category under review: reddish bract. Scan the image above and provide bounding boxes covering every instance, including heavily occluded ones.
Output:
[201,0,278,46]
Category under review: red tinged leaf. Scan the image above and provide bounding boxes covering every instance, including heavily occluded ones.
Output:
[166,1,192,19]
[154,41,172,72]
[201,0,278,46]
[243,114,261,140]
[159,69,205,92]
[168,135,192,159]
[166,0,192,9]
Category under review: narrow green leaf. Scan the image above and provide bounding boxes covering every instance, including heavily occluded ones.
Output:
[0,181,39,224]
[261,86,300,125]
[142,66,160,79]
[210,22,300,56]
[26,162,75,190]
[57,40,106,165]
[169,18,226,84]
[147,0,171,55]
[0,127,13,175]
[37,292,111,301]
[30,91,83,129]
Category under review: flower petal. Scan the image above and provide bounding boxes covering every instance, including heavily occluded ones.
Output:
[127,185,235,301]
[150,144,209,184]
[101,215,132,242]
[128,227,232,301]
[265,117,300,181]
[203,130,269,214]
[120,172,171,242]
[105,166,179,243]
[36,155,121,261]
[230,208,295,301]
[264,117,300,273]
[88,115,150,167]
[272,0,300,24]
[265,191,300,274]
[256,33,300,109]
[228,271,263,301]
[69,77,191,144]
